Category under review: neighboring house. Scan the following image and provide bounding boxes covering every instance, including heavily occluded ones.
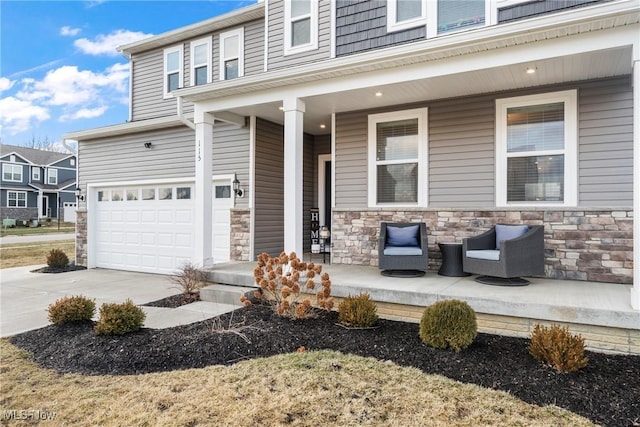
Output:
[0,144,78,222]
[64,0,640,310]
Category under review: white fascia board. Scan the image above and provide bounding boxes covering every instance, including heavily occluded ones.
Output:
[119,3,264,54]
[177,1,639,103]
[194,24,637,113]
[63,116,187,141]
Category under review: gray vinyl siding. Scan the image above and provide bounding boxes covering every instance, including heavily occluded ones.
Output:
[131,47,193,121]
[334,112,368,208]
[267,0,332,71]
[334,77,633,210]
[578,77,633,205]
[78,127,195,189]
[335,0,425,57]
[211,124,251,209]
[244,20,266,76]
[498,0,605,23]
[303,133,314,252]
[254,118,284,257]
[429,96,495,207]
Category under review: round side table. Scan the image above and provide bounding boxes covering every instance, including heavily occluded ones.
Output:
[438,243,471,277]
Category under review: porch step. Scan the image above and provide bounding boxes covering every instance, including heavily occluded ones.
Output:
[206,267,257,288]
[200,283,255,306]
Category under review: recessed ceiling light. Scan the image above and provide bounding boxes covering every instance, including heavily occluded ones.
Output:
[278,106,284,111]
[375,91,383,97]
[320,124,326,129]
[526,67,537,74]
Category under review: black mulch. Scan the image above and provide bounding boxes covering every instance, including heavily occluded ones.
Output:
[9,304,640,427]
[142,292,200,308]
[30,265,87,274]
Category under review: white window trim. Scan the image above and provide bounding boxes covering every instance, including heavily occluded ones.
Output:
[495,89,578,207]
[284,0,318,56]
[367,108,428,208]
[7,191,27,208]
[219,28,244,81]
[190,36,212,86]
[163,45,184,99]
[387,0,427,33]
[70,158,75,166]
[48,168,58,185]
[3,163,22,182]
[32,167,40,181]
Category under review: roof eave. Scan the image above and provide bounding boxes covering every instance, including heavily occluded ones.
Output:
[63,116,187,142]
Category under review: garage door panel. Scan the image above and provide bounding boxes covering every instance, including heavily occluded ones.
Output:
[157,233,173,247]
[111,210,125,222]
[141,210,156,223]
[175,234,192,248]
[126,210,140,223]
[175,209,193,224]
[141,256,156,268]
[141,232,155,246]
[157,210,173,224]
[126,232,140,244]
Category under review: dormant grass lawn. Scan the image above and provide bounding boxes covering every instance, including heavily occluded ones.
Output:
[0,340,593,426]
[0,240,75,269]
[0,222,75,237]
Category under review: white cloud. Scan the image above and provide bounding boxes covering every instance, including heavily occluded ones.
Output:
[61,106,108,122]
[0,96,50,135]
[1,62,130,135]
[61,26,81,36]
[0,77,15,92]
[74,30,153,56]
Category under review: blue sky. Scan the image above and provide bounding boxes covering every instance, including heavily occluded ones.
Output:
[0,0,257,149]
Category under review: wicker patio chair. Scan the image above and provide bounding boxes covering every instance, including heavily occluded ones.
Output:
[378,222,429,277]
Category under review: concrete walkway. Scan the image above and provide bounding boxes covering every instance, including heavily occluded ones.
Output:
[0,233,74,245]
[0,266,239,337]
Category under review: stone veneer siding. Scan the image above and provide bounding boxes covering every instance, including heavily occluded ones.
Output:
[231,208,251,261]
[2,207,38,221]
[75,209,87,267]
[331,208,633,284]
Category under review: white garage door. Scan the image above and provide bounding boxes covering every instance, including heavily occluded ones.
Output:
[212,180,233,264]
[95,185,196,275]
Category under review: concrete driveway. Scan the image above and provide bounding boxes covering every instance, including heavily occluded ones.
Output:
[1,266,238,337]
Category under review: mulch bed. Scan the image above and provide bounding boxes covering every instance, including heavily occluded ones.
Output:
[31,265,87,274]
[9,304,640,427]
[142,292,200,308]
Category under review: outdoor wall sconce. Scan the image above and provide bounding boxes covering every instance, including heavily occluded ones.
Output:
[233,173,244,197]
[75,188,85,202]
[319,226,331,264]
[144,142,153,149]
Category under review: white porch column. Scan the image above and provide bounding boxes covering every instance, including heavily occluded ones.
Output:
[283,97,305,255]
[194,110,214,268]
[632,43,640,310]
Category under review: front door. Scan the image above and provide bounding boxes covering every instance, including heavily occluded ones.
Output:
[318,155,332,252]
[41,195,48,218]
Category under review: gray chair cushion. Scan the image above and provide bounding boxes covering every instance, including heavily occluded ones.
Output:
[495,225,529,249]
[387,224,419,247]
[384,246,423,256]
[466,250,500,261]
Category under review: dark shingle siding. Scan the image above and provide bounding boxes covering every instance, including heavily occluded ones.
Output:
[498,0,607,23]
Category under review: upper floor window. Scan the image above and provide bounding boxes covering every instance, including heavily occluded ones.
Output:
[70,158,75,166]
[3,164,22,182]
[32,167,40,181]
[284,0,318,55]
[7,191,27,208]
[368,108,428,207]
[388,0,427,32]
[190,37,211,86]
[47,168,58,185]
[220,28,244,80]
[436,0,485,35]
[496,90,577,207]
[164,45,183,98]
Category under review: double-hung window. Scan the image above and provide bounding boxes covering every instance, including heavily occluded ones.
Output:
[163,45,183,98]
[284,0,318,55]
[387,0,427,32]
[496,90,577,206]
[8,191,26,207]
[47,168,58,185]
[368,108,428,207]
[3,164,22,182]
[435,0,486,35]
[190,37,211,86]
[32,167,40,181]
[219,28,244,80]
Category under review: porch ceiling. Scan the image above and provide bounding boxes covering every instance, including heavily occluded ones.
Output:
[227,46,632,136]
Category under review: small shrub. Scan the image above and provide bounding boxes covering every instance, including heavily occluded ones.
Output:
[419,299,477,352]
[338,293,378,327]
[47,248,69,268]
[94,299,146,335]
[241,251,334,319]
[170,262,208,295]
[48,295,96,325]
[529,324,589,373]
